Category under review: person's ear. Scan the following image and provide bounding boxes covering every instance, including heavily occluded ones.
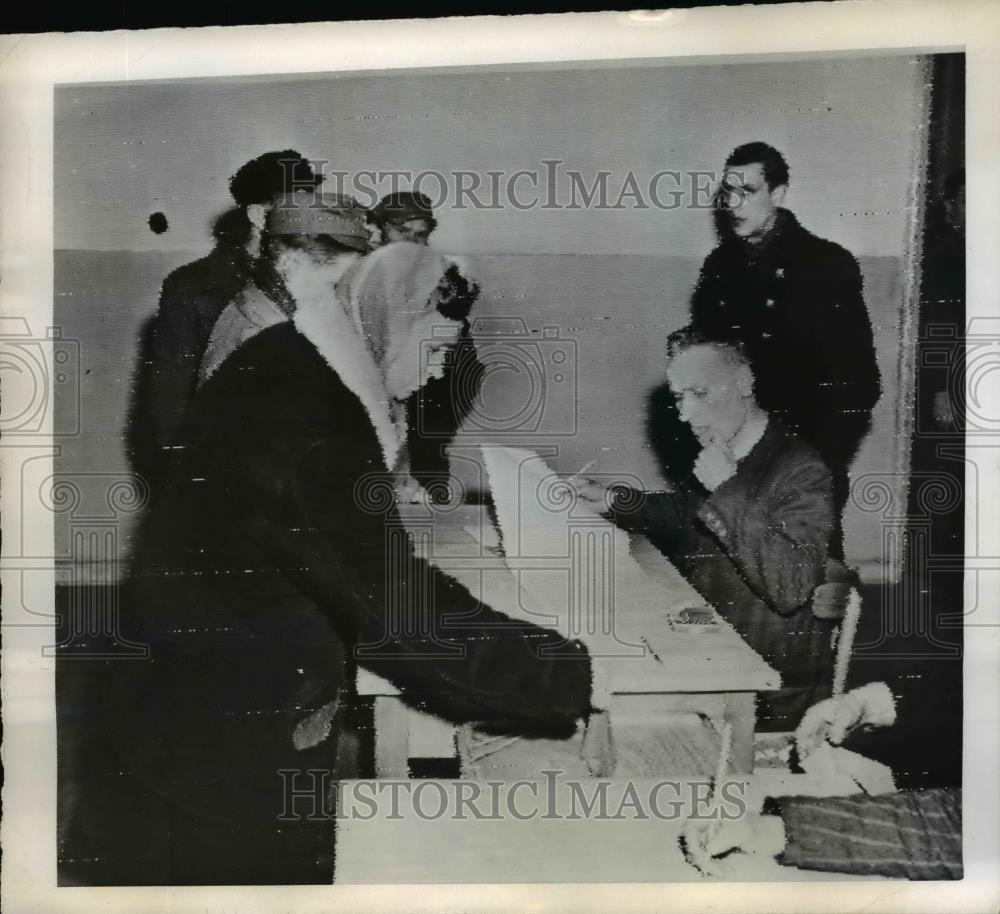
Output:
[246,203,270,233]
[769,183,787,207]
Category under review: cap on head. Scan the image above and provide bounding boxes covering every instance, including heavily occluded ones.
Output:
[267,191,373,253]
[372,191,437,228]
[229,150,323,207]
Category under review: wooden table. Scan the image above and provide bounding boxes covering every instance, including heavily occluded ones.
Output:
[356,502,779,777]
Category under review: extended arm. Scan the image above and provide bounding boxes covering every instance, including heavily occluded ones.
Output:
[253,420,594,729]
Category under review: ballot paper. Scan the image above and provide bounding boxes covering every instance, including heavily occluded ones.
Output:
[480,445,669,654]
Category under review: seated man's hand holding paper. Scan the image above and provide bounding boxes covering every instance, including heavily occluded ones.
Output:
[565,474,613,508]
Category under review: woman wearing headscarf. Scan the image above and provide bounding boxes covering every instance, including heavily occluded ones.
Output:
[68,195,602,886]
[337,239,483,501]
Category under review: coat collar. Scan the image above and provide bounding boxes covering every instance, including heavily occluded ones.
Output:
[200,279,407,473]
[199,282,287,386]
[720,207,800,261]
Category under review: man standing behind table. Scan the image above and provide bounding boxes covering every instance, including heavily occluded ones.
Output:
[129,150,323,493]
[369,191,485,498]
[689,141,881,557]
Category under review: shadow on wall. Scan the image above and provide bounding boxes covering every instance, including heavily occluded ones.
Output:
[53,249,903,575]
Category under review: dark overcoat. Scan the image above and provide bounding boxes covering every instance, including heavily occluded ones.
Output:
[127,244,249,488]
[689,209,881,478]
[88,321,592,884]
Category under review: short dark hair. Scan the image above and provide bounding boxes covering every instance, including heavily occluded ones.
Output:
[228,150,323,207]
[724,142,790,191]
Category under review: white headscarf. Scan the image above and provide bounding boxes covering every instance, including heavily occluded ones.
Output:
[338,240,451,377]
[293,242,450,473]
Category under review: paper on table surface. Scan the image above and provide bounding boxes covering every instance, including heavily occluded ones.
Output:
[479,445,668,649]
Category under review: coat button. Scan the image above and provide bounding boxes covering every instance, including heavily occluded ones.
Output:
[761,331,772,340]
[775,267,785,278]
[765,298,775,308]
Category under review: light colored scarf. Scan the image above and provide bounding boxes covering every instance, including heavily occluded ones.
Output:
[338,240,451,380]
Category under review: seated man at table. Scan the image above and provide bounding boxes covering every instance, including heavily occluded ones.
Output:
[581,327,840,730]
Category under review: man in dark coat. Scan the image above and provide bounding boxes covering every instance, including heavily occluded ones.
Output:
[686,142,881,556]
[68,195,597,886]
[127,150,323,492]
[604,330,839,730]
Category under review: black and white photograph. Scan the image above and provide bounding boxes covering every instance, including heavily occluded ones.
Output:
[1,3,998,912]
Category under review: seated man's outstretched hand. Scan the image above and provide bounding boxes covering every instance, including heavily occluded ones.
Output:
[565,474,614,510]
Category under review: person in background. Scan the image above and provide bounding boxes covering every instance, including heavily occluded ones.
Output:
[369,190,485,498]
[682,677,962,880]
[576,327,842,730]
[128,149,322,494]
[68,193,607,886]
[369,190,438,247]
[686,141,881,558]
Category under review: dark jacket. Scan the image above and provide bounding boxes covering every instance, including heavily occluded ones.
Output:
[614,421,837,729]
[127,244,250,490]
[96,321,592,884]
[690,209,881,476]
